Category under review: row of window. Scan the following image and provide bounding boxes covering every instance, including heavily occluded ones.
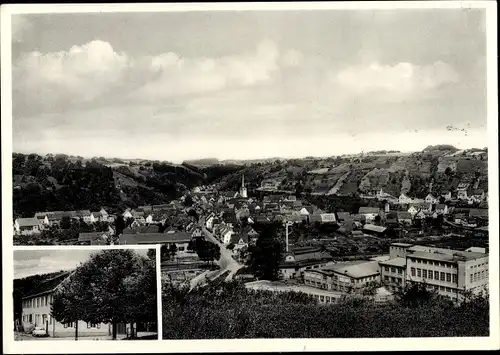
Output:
[384,266,403,275]
[470,262,488,269]
[384,276,403,284]
[427,284,456,294]
[331,274,377,284]
[470,270,488,283]
[305,279,326,288]
[307,293,338,303]
[22,314,51,325]
[411,268,458,284]
[64,322,101,329]
[22,314,101,329]
[411,259,457,269]
[23,295,52,309]
[305,264,327,271]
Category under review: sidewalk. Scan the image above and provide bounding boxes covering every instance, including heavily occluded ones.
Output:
[14,331,157,341]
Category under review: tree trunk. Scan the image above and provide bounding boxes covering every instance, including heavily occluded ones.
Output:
[75,320,78,341]
[112,321,117,340]
[130,322,134,339]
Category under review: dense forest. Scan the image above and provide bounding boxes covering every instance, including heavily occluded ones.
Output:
[13,153,121,217]
[12,148,488,218]
[163,281,489,339]
[11,153,240,217]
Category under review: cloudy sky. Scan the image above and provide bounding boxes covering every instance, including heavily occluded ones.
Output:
[11,9,487,162]
[14,249,150,279]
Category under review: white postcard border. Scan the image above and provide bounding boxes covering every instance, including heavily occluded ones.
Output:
[2,1,499,353]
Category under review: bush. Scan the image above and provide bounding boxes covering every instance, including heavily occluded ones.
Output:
[162,281,489,339]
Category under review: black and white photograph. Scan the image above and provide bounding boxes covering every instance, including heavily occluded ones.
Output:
[13,248,159,341]
[2,1,498,353]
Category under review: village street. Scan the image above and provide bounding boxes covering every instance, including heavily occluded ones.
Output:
[14,331,157,341]
[195,217,243,282]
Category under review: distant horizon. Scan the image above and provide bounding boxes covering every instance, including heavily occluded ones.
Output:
[12,140,488,165]
[11,10,487,164]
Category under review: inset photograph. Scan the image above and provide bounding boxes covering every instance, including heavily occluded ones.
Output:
[13,248,158,340]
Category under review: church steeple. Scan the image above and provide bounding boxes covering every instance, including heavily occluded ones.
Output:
[239,174,248,198]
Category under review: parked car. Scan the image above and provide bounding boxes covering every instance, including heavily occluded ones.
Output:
[32,327,48,337]
[23,323,35,334]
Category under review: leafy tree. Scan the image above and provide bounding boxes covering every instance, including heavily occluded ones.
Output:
[227,243,235,250]
[194,239,221,266]
[184,195,194,207]
[188,209,199,222]
[162,280,489,339]
[51,274,88,340]
[121,255,158,337]
[169,244,178,259]
[115,215,126,236]
[60,216,71,230]
[51,249,156,340]
[147,249,156,260]
[160,245,171,261]
[187,240,195,252]
[125,217,134,228]
[394,282,437,308]
[248,223,283,280]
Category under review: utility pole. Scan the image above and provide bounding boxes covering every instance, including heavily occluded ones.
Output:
[284,221,293,253]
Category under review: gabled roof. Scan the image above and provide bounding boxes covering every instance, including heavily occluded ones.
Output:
[22,272,72,299]
[255,216,271,223]
[242,225,258,236]
[336,212,352,220]
[78,232,109,242]
[75,210,91,217]
[396,211,412,220]
[379,257,407,268]
[362,224,387,233]
[122,224,161,234]
[16,217,39,227]
[359,207,380,214]
[292,251,333,262]
[469,209,488,218]
[230,233,249,244]
[219,225,233,235]
[120,231,191,244]
[328,260,380,279]
[222,211,238,223]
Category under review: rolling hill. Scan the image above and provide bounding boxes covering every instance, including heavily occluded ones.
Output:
[12,146,488,217]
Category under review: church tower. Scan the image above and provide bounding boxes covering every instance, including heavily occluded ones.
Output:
[239,174,248,198]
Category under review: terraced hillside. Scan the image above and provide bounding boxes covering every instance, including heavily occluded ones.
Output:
[13,146,489,218]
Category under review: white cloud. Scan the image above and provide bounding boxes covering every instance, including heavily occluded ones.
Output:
[282,49,304,67]
[132,39,281,101]
[336,61,459,95]
[14,39,294,112]
[14,40,130,110]
[13,37,460,118]
[12,15,33,43]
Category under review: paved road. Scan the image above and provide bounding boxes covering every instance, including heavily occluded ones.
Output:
[14,331,157,341]
[197,217,244,282]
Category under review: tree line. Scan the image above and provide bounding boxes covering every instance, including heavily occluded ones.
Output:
[162,280,489,339]
[51,249,157,340]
